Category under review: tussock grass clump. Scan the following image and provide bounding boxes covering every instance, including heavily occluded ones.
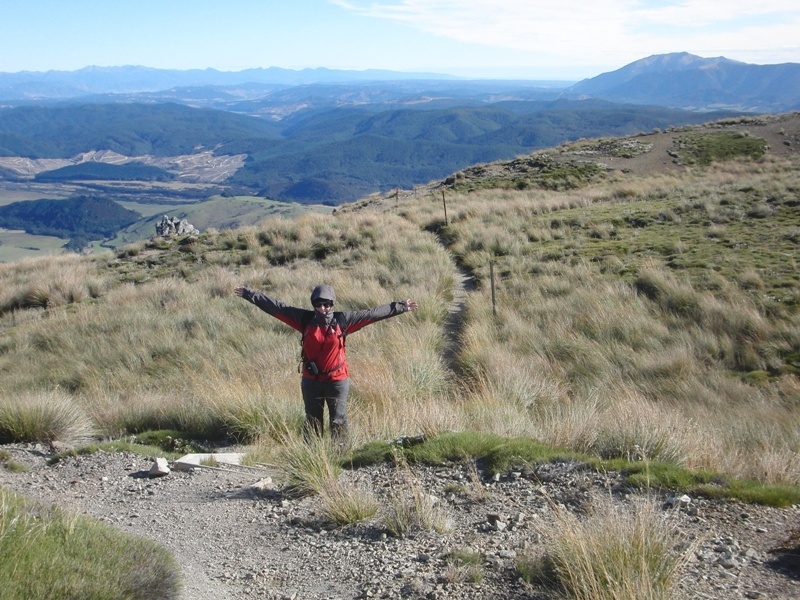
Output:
[318,479,379,526]
[265,434,379,525]
[534,497,692,600]
[0,390,96,446]
[0,253,108,317]
[443,547,484,584]
[0,487,182,599]
[382,457,454,537]
[271,434,343,497]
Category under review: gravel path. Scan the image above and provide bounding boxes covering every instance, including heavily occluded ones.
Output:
[1,443,798,599]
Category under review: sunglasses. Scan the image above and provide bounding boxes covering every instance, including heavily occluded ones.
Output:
[313,301,333,308]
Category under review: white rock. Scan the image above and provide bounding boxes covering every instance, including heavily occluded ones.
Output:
[149,457,170,477]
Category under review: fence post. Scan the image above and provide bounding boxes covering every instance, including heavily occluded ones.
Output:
[442,190,448,226]
[490,260,496,316]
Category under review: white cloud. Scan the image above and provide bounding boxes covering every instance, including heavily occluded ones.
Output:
[330,0,800,66]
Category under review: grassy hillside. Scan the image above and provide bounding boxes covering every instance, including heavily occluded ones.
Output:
[104,195,333,249]
[1,117,798,597]
[0,115,797,492]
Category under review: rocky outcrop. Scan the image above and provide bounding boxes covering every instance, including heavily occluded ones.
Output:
[155,215,199,238]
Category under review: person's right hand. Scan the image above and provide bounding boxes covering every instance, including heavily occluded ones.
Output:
[234,286,247,297]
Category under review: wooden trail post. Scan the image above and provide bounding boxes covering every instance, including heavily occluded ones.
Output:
[490,260,497,316]
[442,190,448,226]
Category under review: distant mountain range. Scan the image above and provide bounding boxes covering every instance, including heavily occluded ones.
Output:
[0,52,798,211]
[0,65,462,97]
[1,53,797,113]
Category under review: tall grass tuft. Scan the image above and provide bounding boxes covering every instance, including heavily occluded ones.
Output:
[442,547,484,584]
[265,433,379,525]
[538,497,693,600]
[0,390,96,446]
[381,457,454,536]
[272,433,343,496]
[0,488,182,599]
[318,478,379,526]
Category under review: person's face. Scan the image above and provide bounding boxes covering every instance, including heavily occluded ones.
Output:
[313,299,333,314]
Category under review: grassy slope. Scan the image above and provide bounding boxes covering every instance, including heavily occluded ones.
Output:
[0,195,333,257]
[103,195,333,249]
[0,228,66,261]
[1,114,798,481]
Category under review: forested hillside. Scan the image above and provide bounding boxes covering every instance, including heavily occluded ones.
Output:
[0,103,281,158]
[0,196,140,250]
[34,162,174,182]
[0,100,739,204]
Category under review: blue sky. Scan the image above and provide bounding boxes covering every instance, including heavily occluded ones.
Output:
[2,0,798,80]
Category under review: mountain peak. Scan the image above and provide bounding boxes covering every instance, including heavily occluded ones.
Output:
[567,52,798,111]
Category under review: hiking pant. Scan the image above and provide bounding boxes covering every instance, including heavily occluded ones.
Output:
[300,377,349,439]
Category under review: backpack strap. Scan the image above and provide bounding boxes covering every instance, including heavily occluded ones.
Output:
[299,311,312,360]
[299,311,347,358]
[335,312,347,346]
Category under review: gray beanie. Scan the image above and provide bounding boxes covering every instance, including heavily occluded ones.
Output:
[310,284,336,304]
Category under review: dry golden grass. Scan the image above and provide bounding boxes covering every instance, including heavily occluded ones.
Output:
[1,154,798,487]
[402,158,800,484]
[537,496,694,600]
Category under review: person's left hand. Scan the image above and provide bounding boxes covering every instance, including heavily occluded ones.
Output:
[404,299,419,312]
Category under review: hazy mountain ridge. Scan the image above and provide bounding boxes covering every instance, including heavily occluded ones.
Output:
[567,52,800,112]
[0,65,462,99]
[1,53,797,113]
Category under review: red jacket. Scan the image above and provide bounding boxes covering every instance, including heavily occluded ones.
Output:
[240,290,411,381]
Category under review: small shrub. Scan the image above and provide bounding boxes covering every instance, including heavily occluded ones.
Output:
[0,449,28,473]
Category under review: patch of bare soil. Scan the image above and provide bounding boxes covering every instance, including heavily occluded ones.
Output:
[585,112,800,179]
[0,150,246,184]
[1,443,798,600]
